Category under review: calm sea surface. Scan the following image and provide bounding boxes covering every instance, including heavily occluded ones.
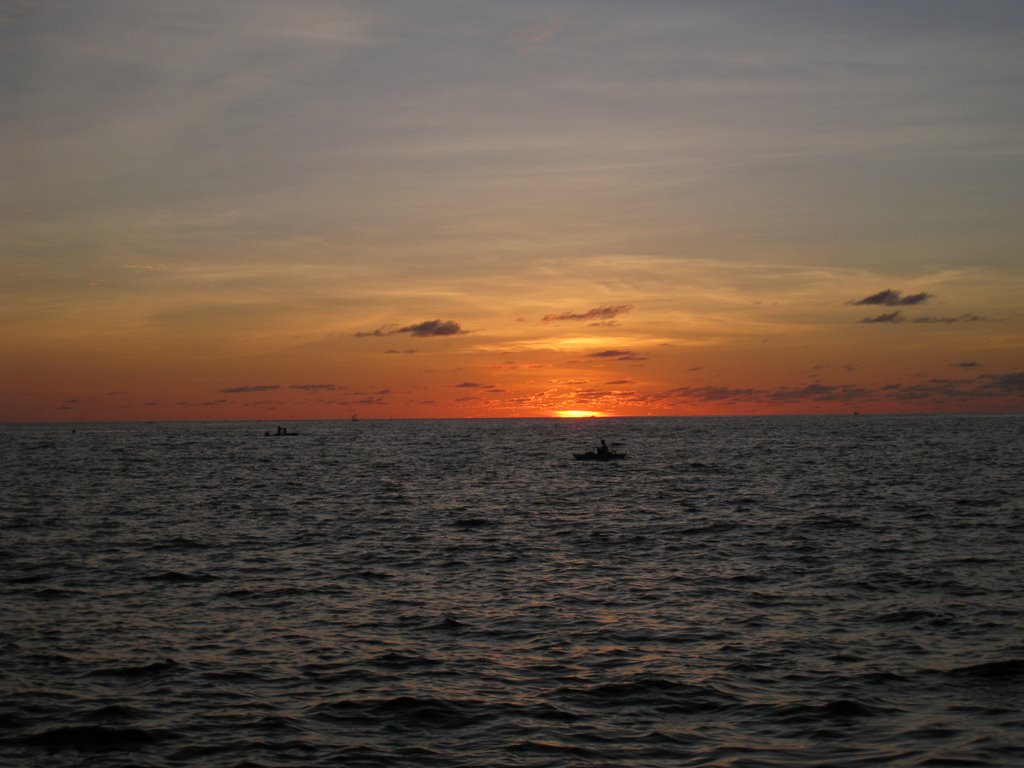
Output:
[2,416,1022,767]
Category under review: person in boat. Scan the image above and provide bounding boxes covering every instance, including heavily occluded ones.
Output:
[597,439,610,456]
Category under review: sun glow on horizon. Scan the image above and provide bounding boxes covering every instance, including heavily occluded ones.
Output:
[554,410,608,418]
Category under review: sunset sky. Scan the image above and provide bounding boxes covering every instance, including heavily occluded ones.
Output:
[3,0,1022,421]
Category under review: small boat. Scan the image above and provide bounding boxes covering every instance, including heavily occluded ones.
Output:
[573,450,626,461]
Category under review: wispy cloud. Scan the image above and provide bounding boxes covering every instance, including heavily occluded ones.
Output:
[588,349,647,361]
[656,373,1024,406]
[850,290,932,306]
[951,361,982,369]
[289,384,338,391]
[356,319,467,338]
[980,372,1024,393]
[220,384,280,393]
[860,311,904,324]
[859,311,996,325]
[913,314,992,324]
[402,320,466,336]
[508,18,573,49]
[123,263,167,273]
[542,305,633,323]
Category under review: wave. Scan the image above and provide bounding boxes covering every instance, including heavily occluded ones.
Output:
[16,725,169,752]
[945,658,1024,679]
[84,659,180,678]
[142,570,218,583]
[556,677,738,713]
[312,695,492,730]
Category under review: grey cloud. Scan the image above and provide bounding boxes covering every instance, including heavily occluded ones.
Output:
[767,384,873,402]
[660,374,1023,406]
[913,314,991,324]
[220,385,280,393]
[402,320,466,336]
[356,319,467,338]
[354,327,397,338]
[850,290,932,306]
[980,372,1024,392]
[542,304,633,322]
[588,349,647,361]
[455,382,501,392]
[289,384,338,391]
[664,386,759,401]
[860,311,904,324]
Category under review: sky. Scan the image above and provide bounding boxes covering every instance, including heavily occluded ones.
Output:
[2,0,1022,421]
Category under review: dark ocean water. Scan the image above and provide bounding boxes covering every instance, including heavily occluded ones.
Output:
[2,415,1022,767]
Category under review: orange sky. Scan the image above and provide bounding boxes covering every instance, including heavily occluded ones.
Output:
[2,1,1022,421]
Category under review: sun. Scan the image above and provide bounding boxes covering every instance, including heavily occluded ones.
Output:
[554,410,608,418]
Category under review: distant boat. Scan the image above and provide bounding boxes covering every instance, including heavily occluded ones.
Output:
[575,439,624,461]
[351,414,358,422]
[577,444,622,462]
[264,426,298,436]
[573,450,626,461]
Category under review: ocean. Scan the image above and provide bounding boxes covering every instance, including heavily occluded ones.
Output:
[2,415,1022,767]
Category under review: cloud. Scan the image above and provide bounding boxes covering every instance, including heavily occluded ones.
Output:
[664,383,874,403]
[289,384,338,391]
[354,327,396,337]
[509,18,573,49]
[123,263,167,273]
[656,373,1024,407]
[356,319,467,337]
[850,290,932,306]
[384,348,417,354]
[401,319,466,336]
[857,311,994,325]
[951,362,982,369]
[980,372,1024,393]
[220,385,280,393]
[455,382,501,392]
[912,314,992,324]
[663,386,759,401]
[588,349,647,361]
[542,304,633,322]
[606,379,634,385]
[767,384,873,402]
[860,311,904,324]
[353,396,388,406]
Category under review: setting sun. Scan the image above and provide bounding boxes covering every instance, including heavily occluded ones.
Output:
[554,410,608,419]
